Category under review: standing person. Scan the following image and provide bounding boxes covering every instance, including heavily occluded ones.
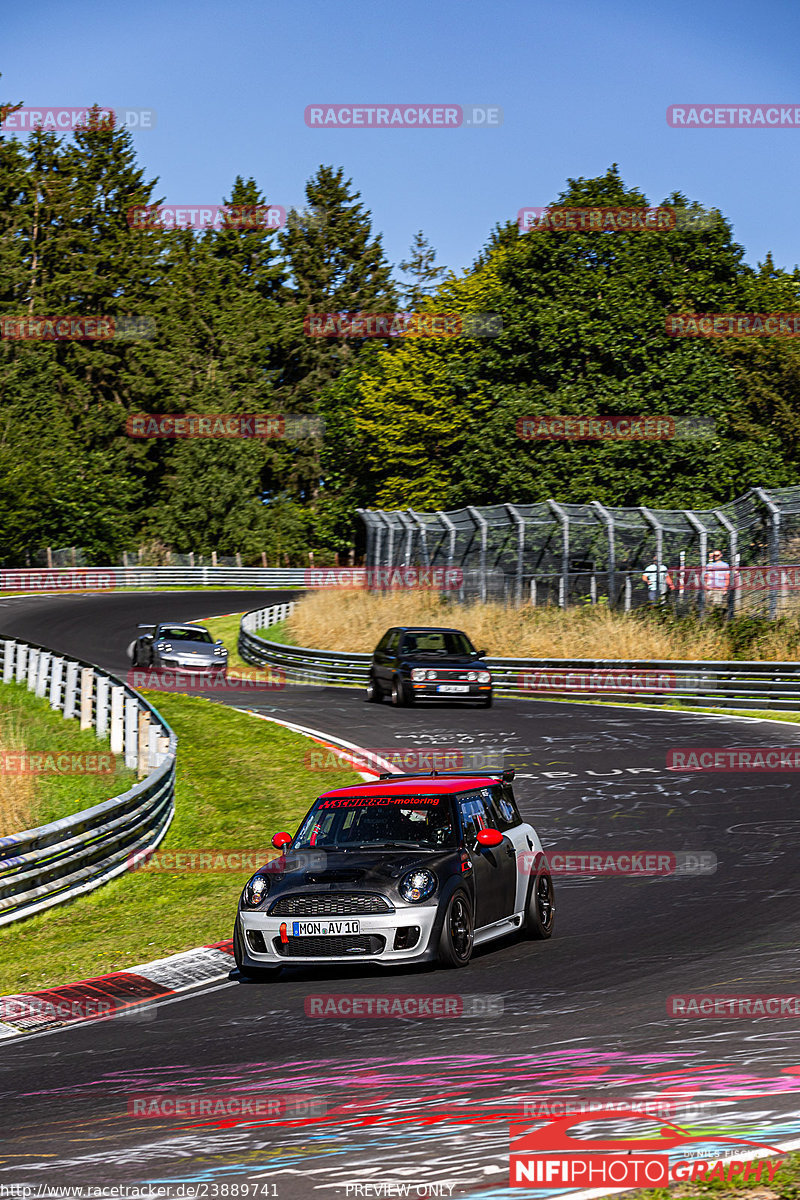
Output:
[703,549,730,607]
[642,561,670,604]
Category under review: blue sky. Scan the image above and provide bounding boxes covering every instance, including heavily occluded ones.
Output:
[4,0,800,281]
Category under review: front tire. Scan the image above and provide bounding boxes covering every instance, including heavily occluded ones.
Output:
[131,644,139,667]
[365,674,382,703]
[391,676,407,707]
[233,920,281,980]
[437,891,474,967]
[523,867,555,939]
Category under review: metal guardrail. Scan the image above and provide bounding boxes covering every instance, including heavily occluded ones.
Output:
[239,602,800,711]
[0,638,176,926]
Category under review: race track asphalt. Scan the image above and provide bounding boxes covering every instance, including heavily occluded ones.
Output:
[1,590,799,1196]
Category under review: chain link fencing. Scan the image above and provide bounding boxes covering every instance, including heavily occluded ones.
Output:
[358,487,800,616]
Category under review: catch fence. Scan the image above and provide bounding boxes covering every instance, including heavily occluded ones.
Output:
[358,487,800,615]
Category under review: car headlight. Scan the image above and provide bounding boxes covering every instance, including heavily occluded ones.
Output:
[399,868,437,903]
[426,670,437,680]
[478,671,491,683]
[411,669,426,681]
[158,642,172,652]
[214,646,227,657]
[467,671,478,681]
[241,873,271,908]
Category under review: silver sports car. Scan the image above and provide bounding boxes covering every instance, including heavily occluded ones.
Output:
[131,622,228,675]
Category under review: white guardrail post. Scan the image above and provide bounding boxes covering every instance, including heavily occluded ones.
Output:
[0,636,177,926]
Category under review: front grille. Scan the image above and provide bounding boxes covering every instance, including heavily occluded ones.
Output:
[273,935,386,958]
[269,893,393,916]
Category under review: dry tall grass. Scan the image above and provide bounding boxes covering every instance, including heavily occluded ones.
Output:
[287,590,738,660]
[0,716,37,837]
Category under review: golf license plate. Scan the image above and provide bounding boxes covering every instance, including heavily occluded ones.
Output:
[292,920,360,936]
[437,684,469,693]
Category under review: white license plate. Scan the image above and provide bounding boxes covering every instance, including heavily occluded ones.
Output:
[292,920,360,936]
[437,684,470,693]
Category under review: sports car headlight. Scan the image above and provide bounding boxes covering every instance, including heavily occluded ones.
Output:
[411,669,426,681]
[214,645,227,657]
[241,873,271,908]
[477,671,491,683]
[399,869,437,903]
[158,642,173,652]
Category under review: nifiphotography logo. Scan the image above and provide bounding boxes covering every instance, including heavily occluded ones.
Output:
[509,1106,785,1188]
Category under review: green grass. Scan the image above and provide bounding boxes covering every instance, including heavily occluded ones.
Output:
[200,612,292,673]
[0,680,137,830]
[0,693,359,994]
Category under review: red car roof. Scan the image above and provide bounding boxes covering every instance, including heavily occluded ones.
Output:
[317,776,495,799]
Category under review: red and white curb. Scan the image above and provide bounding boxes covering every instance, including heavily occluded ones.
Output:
[0,939,235,1037]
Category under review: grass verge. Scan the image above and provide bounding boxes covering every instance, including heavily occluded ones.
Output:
[0,694,358,994]
[284,589,800,662]
[0,680,137,834]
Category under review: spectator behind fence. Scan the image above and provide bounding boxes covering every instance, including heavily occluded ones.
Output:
[642,561,673,604]
[703,550,730,606]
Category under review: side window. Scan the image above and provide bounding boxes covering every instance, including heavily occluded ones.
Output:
[386,630,401,655]
[376,630,393,653]
[457,792,492,842]
[485,785,520,831]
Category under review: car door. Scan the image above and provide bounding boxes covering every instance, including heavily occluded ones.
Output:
[457,790,517,927]
[376,629,400,690]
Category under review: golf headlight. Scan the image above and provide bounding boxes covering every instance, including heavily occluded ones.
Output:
[477,671,491,683]
[411,669,426,681]
[399,868,437,903]
[241,873,270,908]
[467,671,478,681]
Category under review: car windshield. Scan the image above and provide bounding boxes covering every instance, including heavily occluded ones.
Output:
[294,795,457,850]
[400,631,474,657]
[158,627,213,643]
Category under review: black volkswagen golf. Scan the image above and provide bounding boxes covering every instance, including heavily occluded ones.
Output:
[234,769,554,978]
[365,626,493,707]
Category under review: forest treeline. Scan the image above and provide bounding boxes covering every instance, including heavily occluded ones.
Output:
[2,97,800,564]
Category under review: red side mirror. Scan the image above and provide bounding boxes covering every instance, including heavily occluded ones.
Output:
[476,827,503,847]
[272,831,292,849]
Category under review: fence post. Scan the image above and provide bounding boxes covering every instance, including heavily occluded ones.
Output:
[530,579,537,606]
[624,576,632,612]
[467,507,489,603]
[27,648,39,692]
[36,652,50,698]
[125,696,139,769]
[50,656,64,709]
[590,501,615,607]
[507,504,526,607]
[63,661,79,718]
[548,500,570,609]
[15,644,27,684]
[753,488,780,618]
[2,641,14,684]
[96,675,110,736]
[80,668,94,730]
[110,687,125,754]
[138,710,151,779]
